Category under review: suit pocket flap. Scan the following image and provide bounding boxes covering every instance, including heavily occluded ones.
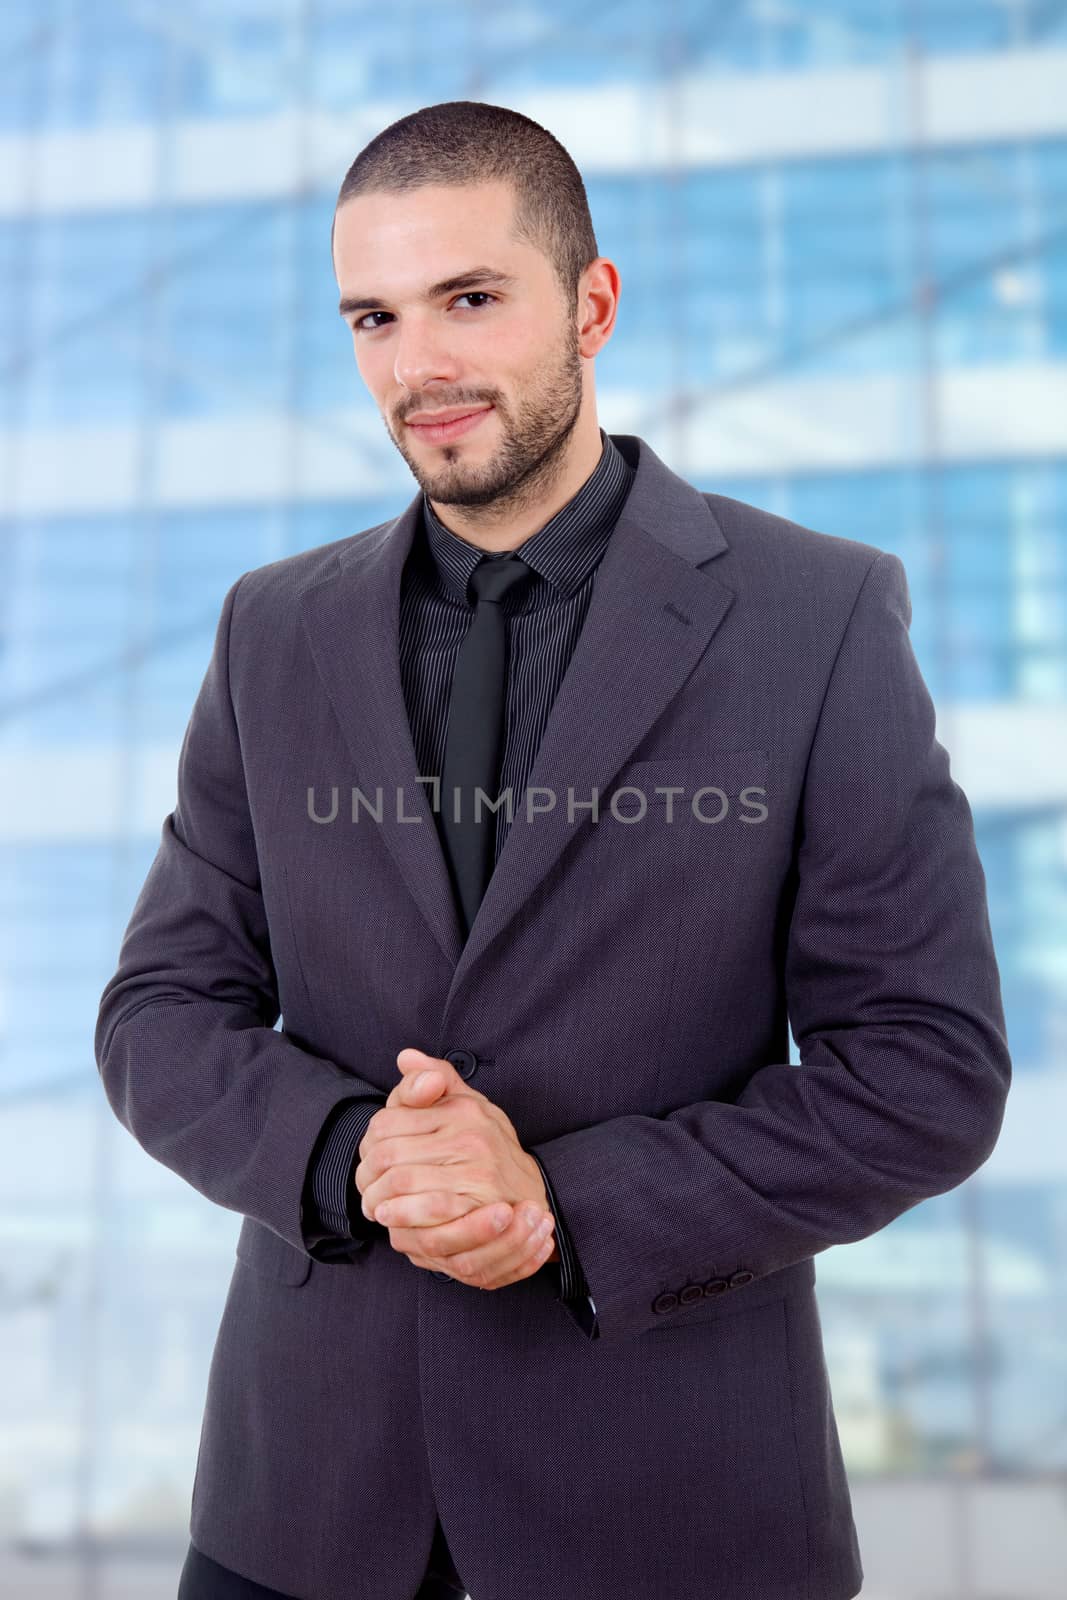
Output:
[236,1216,314,1286]
[612,748,769,803]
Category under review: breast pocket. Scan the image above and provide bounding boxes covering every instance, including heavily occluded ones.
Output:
[606,748,769,822]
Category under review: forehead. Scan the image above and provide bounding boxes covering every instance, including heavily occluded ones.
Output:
[333,179,530,282]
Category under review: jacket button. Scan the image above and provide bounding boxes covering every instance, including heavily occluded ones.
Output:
[703,1277,729,1296]
[444,1048,478,1079]
[431,1270,450,1282]
[729,1269,755,1288]
[652,1291,678,1315]
[678,1283,704,1305]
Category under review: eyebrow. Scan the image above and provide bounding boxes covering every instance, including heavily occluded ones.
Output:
[338,267,519,320]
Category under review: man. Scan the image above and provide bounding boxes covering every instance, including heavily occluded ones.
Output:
[95,101,1011,1600]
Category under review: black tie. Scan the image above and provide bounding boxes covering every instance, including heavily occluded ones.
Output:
[439,553,533,937]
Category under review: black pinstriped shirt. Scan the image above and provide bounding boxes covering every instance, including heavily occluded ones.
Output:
[303,427,636,1319]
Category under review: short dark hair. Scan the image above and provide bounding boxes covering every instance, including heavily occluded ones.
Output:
[331,100,599,317]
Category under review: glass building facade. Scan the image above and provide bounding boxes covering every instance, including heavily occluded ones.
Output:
[2,3,1065,1595]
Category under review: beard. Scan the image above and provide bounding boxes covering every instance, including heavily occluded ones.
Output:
[386,315,585,517]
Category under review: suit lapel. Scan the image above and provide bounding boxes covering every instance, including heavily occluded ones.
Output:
[297,433,735,1005]
[298,490,464,967]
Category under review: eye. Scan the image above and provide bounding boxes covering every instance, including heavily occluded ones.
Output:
[352,291,497,334]
[354,311,392,333]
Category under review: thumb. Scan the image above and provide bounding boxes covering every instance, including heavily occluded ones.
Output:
[395,1048,460,1101]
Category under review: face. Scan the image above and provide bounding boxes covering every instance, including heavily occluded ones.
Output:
[333,180,587,509]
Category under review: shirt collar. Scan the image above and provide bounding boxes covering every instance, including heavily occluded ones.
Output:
[420,427,634,606]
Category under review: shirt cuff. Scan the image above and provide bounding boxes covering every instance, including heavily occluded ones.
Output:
[306,1097,383,1239]
[529,1150,594,1311]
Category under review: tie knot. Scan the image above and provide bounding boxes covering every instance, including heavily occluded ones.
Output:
[468,553,532,609]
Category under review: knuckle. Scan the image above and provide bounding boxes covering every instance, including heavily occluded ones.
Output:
[421,1222,447,1255]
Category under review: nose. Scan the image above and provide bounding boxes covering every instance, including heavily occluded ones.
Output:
[393,315,462,394]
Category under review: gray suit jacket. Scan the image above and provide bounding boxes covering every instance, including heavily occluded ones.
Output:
[94,432,1011,1600]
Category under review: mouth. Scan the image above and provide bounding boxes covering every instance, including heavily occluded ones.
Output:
[406,406,493,444]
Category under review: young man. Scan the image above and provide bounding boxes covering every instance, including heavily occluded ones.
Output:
[96,100,1011,1600]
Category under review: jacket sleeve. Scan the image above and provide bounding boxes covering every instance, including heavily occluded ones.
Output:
[93,574,392,1262]
[530,551,1012,1344]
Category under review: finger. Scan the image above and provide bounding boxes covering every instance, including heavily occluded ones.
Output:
[374,1188,496,1235]
[401,1210,554,1285]
[431,1204,555,1289]
[372,1191,556,1287]
[355,1124,465,1202]
[393,1052,472,1107]
[389,1074,442,1106]
[396,1051,468,1092]
[460,1208,557,1289]
[358,1167,461,1221]
[382,1196,526,1259]
[381,1195,487,1244]
[393,1069,443,1106]
[405,1217,556,1288]
[361,1103,455,1153]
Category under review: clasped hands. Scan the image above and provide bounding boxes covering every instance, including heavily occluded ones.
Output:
[353,1049,558,1290]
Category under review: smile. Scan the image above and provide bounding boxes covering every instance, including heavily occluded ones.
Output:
[406,407,493,444]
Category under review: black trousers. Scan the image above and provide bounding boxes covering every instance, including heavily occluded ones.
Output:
[177,1514,467,1599]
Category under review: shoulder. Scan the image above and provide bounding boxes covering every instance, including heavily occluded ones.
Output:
[219,517,397,634]
[701,490,905,621]
[241,518,394,596]
[705,491,886,581]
